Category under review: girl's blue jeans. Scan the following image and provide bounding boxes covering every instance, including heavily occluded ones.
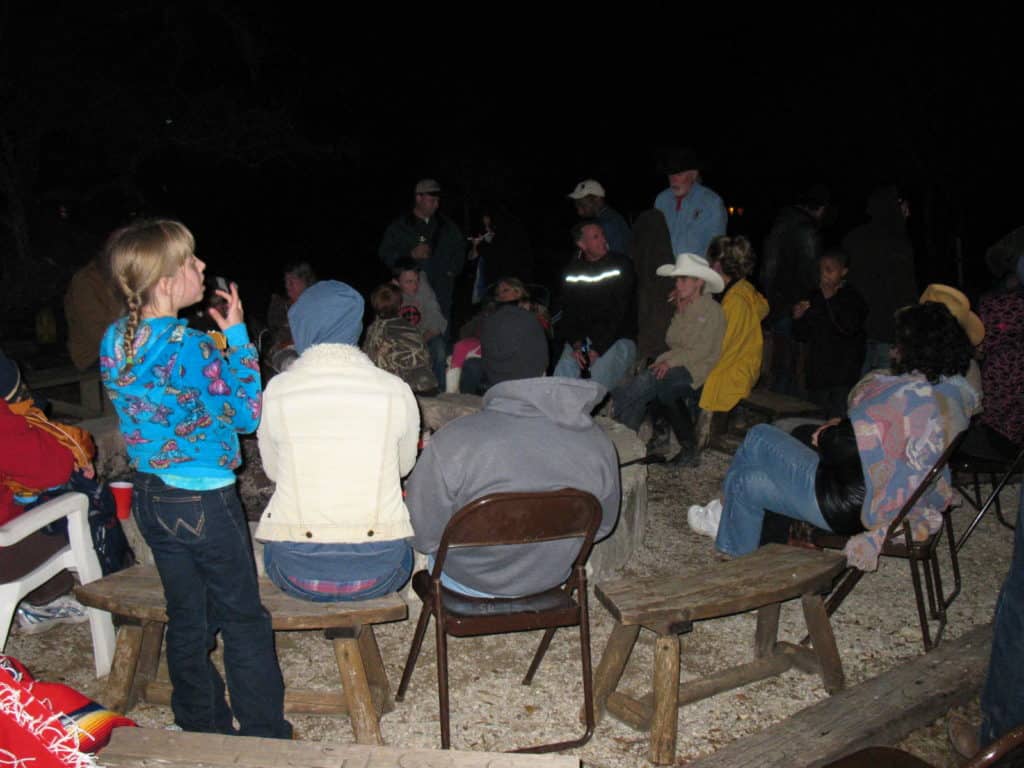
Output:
[132,472,291,738]
[714,425,832,556]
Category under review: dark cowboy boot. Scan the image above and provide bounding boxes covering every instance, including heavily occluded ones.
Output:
[659,398,699,467]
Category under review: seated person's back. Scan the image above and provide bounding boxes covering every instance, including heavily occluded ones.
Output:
[405,376,620,597]
[256,281,419,601]
[363,283,439,395]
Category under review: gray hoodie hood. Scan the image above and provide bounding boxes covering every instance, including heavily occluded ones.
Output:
[482,377,606,429]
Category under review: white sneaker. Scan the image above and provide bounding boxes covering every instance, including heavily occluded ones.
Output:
[16,595,89,635]
[687,499,722,538]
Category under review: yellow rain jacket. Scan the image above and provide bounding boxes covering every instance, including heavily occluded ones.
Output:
[699,279,769,412]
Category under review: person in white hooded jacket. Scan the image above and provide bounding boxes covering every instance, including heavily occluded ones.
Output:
[256,280,419,601]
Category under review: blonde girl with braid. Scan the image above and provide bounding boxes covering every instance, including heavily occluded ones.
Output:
[99,219,291,739]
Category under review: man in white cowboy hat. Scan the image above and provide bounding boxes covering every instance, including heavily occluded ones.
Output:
[552,221,637,390]
[611,253,725,466]
[568,178,631,256]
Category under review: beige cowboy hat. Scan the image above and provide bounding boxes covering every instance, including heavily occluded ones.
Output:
[919,284,985,346]
[656,253,725,294]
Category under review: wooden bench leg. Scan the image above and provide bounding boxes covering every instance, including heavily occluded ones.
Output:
[357,625,394,715]
[754,603,781,658]
[331,625,384,746]
[106,624,143,713]
[649,634,681,765]
[132,621,165,707]
[801,594,845,693]
[591,622,640,724]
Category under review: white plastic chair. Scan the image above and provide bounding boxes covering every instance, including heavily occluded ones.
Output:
[0,492,115,676]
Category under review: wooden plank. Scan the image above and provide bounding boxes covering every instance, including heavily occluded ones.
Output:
[740,388,824,419]
[75,565,407,628]
[144,680,393,716]
[101,727,580,767]
[595,545,846,626]
[606,654,796,732]
[686,623,992,768]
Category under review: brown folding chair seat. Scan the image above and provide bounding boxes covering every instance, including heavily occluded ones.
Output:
[395,488,602,753]
[812,431,967,651]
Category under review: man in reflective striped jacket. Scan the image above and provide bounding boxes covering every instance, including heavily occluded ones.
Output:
[552,222,637,390]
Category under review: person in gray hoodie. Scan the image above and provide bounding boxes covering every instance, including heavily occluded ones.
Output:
[404,376,620,597]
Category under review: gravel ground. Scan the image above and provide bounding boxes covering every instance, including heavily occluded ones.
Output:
[6,448,1017,767]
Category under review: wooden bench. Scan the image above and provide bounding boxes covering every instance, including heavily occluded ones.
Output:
[591,544,848,765]
[739,388,824,424]
[99,727,581,767]
[23,363,108,419]
[75,565,406,745]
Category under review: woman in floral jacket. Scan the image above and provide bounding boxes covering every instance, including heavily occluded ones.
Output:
[714,302,978,570]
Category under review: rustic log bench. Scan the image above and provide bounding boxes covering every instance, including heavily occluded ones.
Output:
[75,565,406,745]
[23,363,109,419]
[591,544,848,765]
[99,727,581,767]
[739,388,825,424]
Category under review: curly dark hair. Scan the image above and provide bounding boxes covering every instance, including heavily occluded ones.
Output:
[892,302,973,383]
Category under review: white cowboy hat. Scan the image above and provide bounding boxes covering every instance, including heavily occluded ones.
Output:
[656,253,725,294]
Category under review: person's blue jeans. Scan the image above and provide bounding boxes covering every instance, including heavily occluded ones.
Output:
[426,334,447,392]
[132,472,291,738]
[768,314,801,397]
[612,366,697,431]
[458,357,487,395]
[553,339,636,391]
[262,540,413,602]
[715,424,832,556]
[861,339,892,376]
[979,481,1024,746]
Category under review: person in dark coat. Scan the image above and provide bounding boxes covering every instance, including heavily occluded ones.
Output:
[791,249,867,417]
[760,184,829,396]
[629,209,675,363]
[843,185,915,373]
[378,179,466,328]
[466,204,533,303]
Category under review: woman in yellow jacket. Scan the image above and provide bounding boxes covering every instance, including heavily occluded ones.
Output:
[699,236,769,417]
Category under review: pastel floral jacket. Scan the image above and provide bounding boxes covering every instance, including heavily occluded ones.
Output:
[845,371,979,570]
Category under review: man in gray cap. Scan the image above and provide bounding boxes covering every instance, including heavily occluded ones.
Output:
[568,178,631,256]
[379,179,466,329]
[653,148,727,257]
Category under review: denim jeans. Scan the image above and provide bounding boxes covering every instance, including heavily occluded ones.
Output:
[133,472,291,738]
[861,339,892,376]
[980,481,1024,746]
[612,366,697,431]
[262,539,413,602]
[715,425,831,556]
[553,339,636,391]
[427,334,448,392]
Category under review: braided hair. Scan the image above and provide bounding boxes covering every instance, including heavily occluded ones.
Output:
[107,220,195,368]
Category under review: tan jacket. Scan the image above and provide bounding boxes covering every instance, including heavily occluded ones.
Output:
[255,344,419,544]
[64,261,123,371]
[654,292,726,388]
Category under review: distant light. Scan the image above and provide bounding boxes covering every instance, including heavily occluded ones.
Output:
[727,206,745,217]
[165,118,174,125]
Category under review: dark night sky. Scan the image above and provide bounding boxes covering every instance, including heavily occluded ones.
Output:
[1,4,1020,320]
